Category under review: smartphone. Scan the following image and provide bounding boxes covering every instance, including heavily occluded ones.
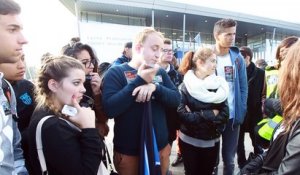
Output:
[85,75,93,81]
[62,105,78,117]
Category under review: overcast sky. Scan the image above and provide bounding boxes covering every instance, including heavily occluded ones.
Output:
[16,0,77,66]
[16,0,299,66]
[169,0,300,24]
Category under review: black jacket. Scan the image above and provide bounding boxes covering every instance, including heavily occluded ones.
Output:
[165,64,183,143]
[242,62,265,132]
[28,107,103,175]
[167,64,183,88]
[241,120,300,175]
[177,84,229,140]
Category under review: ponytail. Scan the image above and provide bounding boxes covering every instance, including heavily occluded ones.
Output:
[178,51,194,75]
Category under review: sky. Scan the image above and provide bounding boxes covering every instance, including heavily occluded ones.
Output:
[169,0,300,24]
[15,0,300,66]
[16,0,77,66]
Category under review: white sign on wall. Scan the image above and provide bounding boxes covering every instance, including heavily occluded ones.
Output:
[80,22,144,63]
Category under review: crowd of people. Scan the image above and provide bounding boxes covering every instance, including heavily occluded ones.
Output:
[2,0,300,175]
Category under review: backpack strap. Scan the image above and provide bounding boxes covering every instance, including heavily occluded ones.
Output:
[2,78,11,101]
[36,115,54,175]
[1,78,18,120]
[103,141,117,173]
[36,115,82,175]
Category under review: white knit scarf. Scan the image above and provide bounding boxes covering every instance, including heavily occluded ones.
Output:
[183,70,229,104]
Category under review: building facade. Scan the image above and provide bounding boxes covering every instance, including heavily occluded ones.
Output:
[59,0,300,64]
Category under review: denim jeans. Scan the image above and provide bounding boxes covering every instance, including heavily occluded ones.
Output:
[221,119,240,175]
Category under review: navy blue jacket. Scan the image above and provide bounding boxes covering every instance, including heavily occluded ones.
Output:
[102,63,180,155]
[112,55,130,66]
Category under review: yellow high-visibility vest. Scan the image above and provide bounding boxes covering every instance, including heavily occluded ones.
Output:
[258,115,283,141]
[265,68,279,98]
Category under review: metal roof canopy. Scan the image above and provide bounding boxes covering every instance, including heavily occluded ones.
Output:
[59,0,300,38]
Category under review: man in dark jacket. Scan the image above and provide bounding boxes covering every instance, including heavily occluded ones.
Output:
[237,46,265,168]
[158,38,183,167]
[112,42,132,66]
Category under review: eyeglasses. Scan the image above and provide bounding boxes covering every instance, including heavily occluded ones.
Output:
[162,49,173,54]
[81,59,96,68]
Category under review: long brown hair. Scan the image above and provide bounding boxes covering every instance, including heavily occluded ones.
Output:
[63,42,99,73]
[178,51,194,75]
[278,40,300,132]
[275,36,298,69]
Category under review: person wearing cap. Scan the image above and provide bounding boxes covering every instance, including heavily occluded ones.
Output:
[237,46,265,169]
[255,59,268,70]
[112,42,132,66]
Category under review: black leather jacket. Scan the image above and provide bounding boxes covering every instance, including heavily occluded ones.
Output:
[241,120,300,175]
[177,84,229,140]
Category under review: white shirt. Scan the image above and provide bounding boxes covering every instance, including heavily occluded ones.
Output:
[216,54,235,119]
